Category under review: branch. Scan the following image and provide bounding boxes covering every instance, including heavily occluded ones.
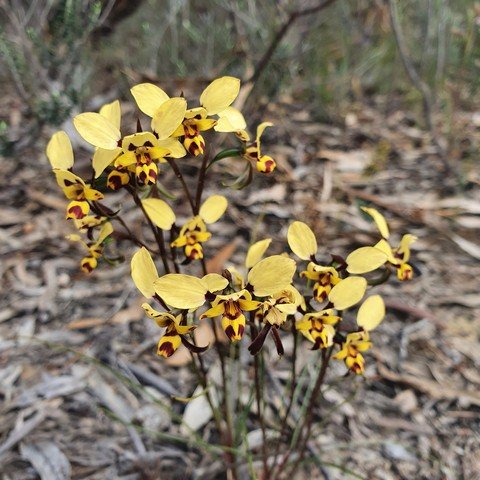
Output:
[387,0,452,174]
[246,0,338,85]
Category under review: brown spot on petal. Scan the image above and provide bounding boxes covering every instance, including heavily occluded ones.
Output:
[67,205,85,219]
[158,342,175,357]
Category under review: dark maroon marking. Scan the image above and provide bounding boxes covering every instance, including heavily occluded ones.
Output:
[138,171,147,184]
[108,175,122,190]
[271,326,284,356]
[64,180,74,186]
[237,324,245,338]
[68,205,85,219]
[264,160,274,172]
[248,324,271,355]
[224,325,236,340]
[81,260,94,273]
[144,141,153,147]
[158,342,175,357]
[181,336,208,353]
[128,144,136,151]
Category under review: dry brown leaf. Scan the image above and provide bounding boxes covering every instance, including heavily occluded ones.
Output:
[67,317,106,330]
[205,238,239,274]
[377,364,480,407]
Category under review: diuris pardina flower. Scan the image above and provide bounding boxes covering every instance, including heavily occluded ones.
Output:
[348,207,417,281]
[54,170,103,219]
[67,221,113,273]
[73,98,186,186]
[237,122,276,173]
[131,76,246,156]
[202,290,261,341]
[47,131,103,219]
[296,309,341,350]
[334,330,372,374]
[287,221,369,310]
[333,295,385,373]
[171,195,228,261]
[249,285,304,355]
[152,254,296,343]
[141,305,196,358]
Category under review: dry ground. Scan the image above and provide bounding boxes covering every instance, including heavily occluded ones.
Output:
[1,92,480,479]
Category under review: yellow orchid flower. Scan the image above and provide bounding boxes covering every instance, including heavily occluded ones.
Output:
[258,286,302,327]
[73,102,186,185]
[361,207,417,281]
[237,122,276,173]
[171,195,227,261]
[203,255,296,342]
[131,77,245,156]
[67,221,113,273]
[334,330,372,374]
[301,263,342,303]
[141,305,199,358]
[296,309,341,350]
[115,132,175,186]
[248,286,304,356]
[202,289,261,342]
[53,170,103,219]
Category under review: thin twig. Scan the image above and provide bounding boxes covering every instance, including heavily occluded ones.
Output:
[246,0,338,86]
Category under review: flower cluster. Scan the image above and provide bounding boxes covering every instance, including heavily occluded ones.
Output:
[46,77,276,272]
[46,75,416,375]
[131,209,416,374]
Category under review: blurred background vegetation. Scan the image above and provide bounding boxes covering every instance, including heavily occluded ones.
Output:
[0,0,478,152]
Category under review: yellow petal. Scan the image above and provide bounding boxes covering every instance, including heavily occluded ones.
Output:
[121,131,158,150]
[256,122,273,142]
[157,138,187,158]
[328,276,367,310]
[73,112,121,149]
[99,100,121,130]
[357,295,385,331]
[248,255,296,297]
[200,76,240,115]
[245,238,272,269]
[199,195,228,224]
[346,246,387,274]
[141,198,176,230]
[46,131,74,170]
[287,221,317,260]
[154,274,207,309]
[54,169,85,189]
[214,107,246,132]
[131,247,159,298]
[361,207,390,239]
[374,239,395,263]
[97,222,113,244]
[202,273,229,292]
[151,97,187,140]
[92,147,121,178]
[399,234,417,262]
[130,83,169,117]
